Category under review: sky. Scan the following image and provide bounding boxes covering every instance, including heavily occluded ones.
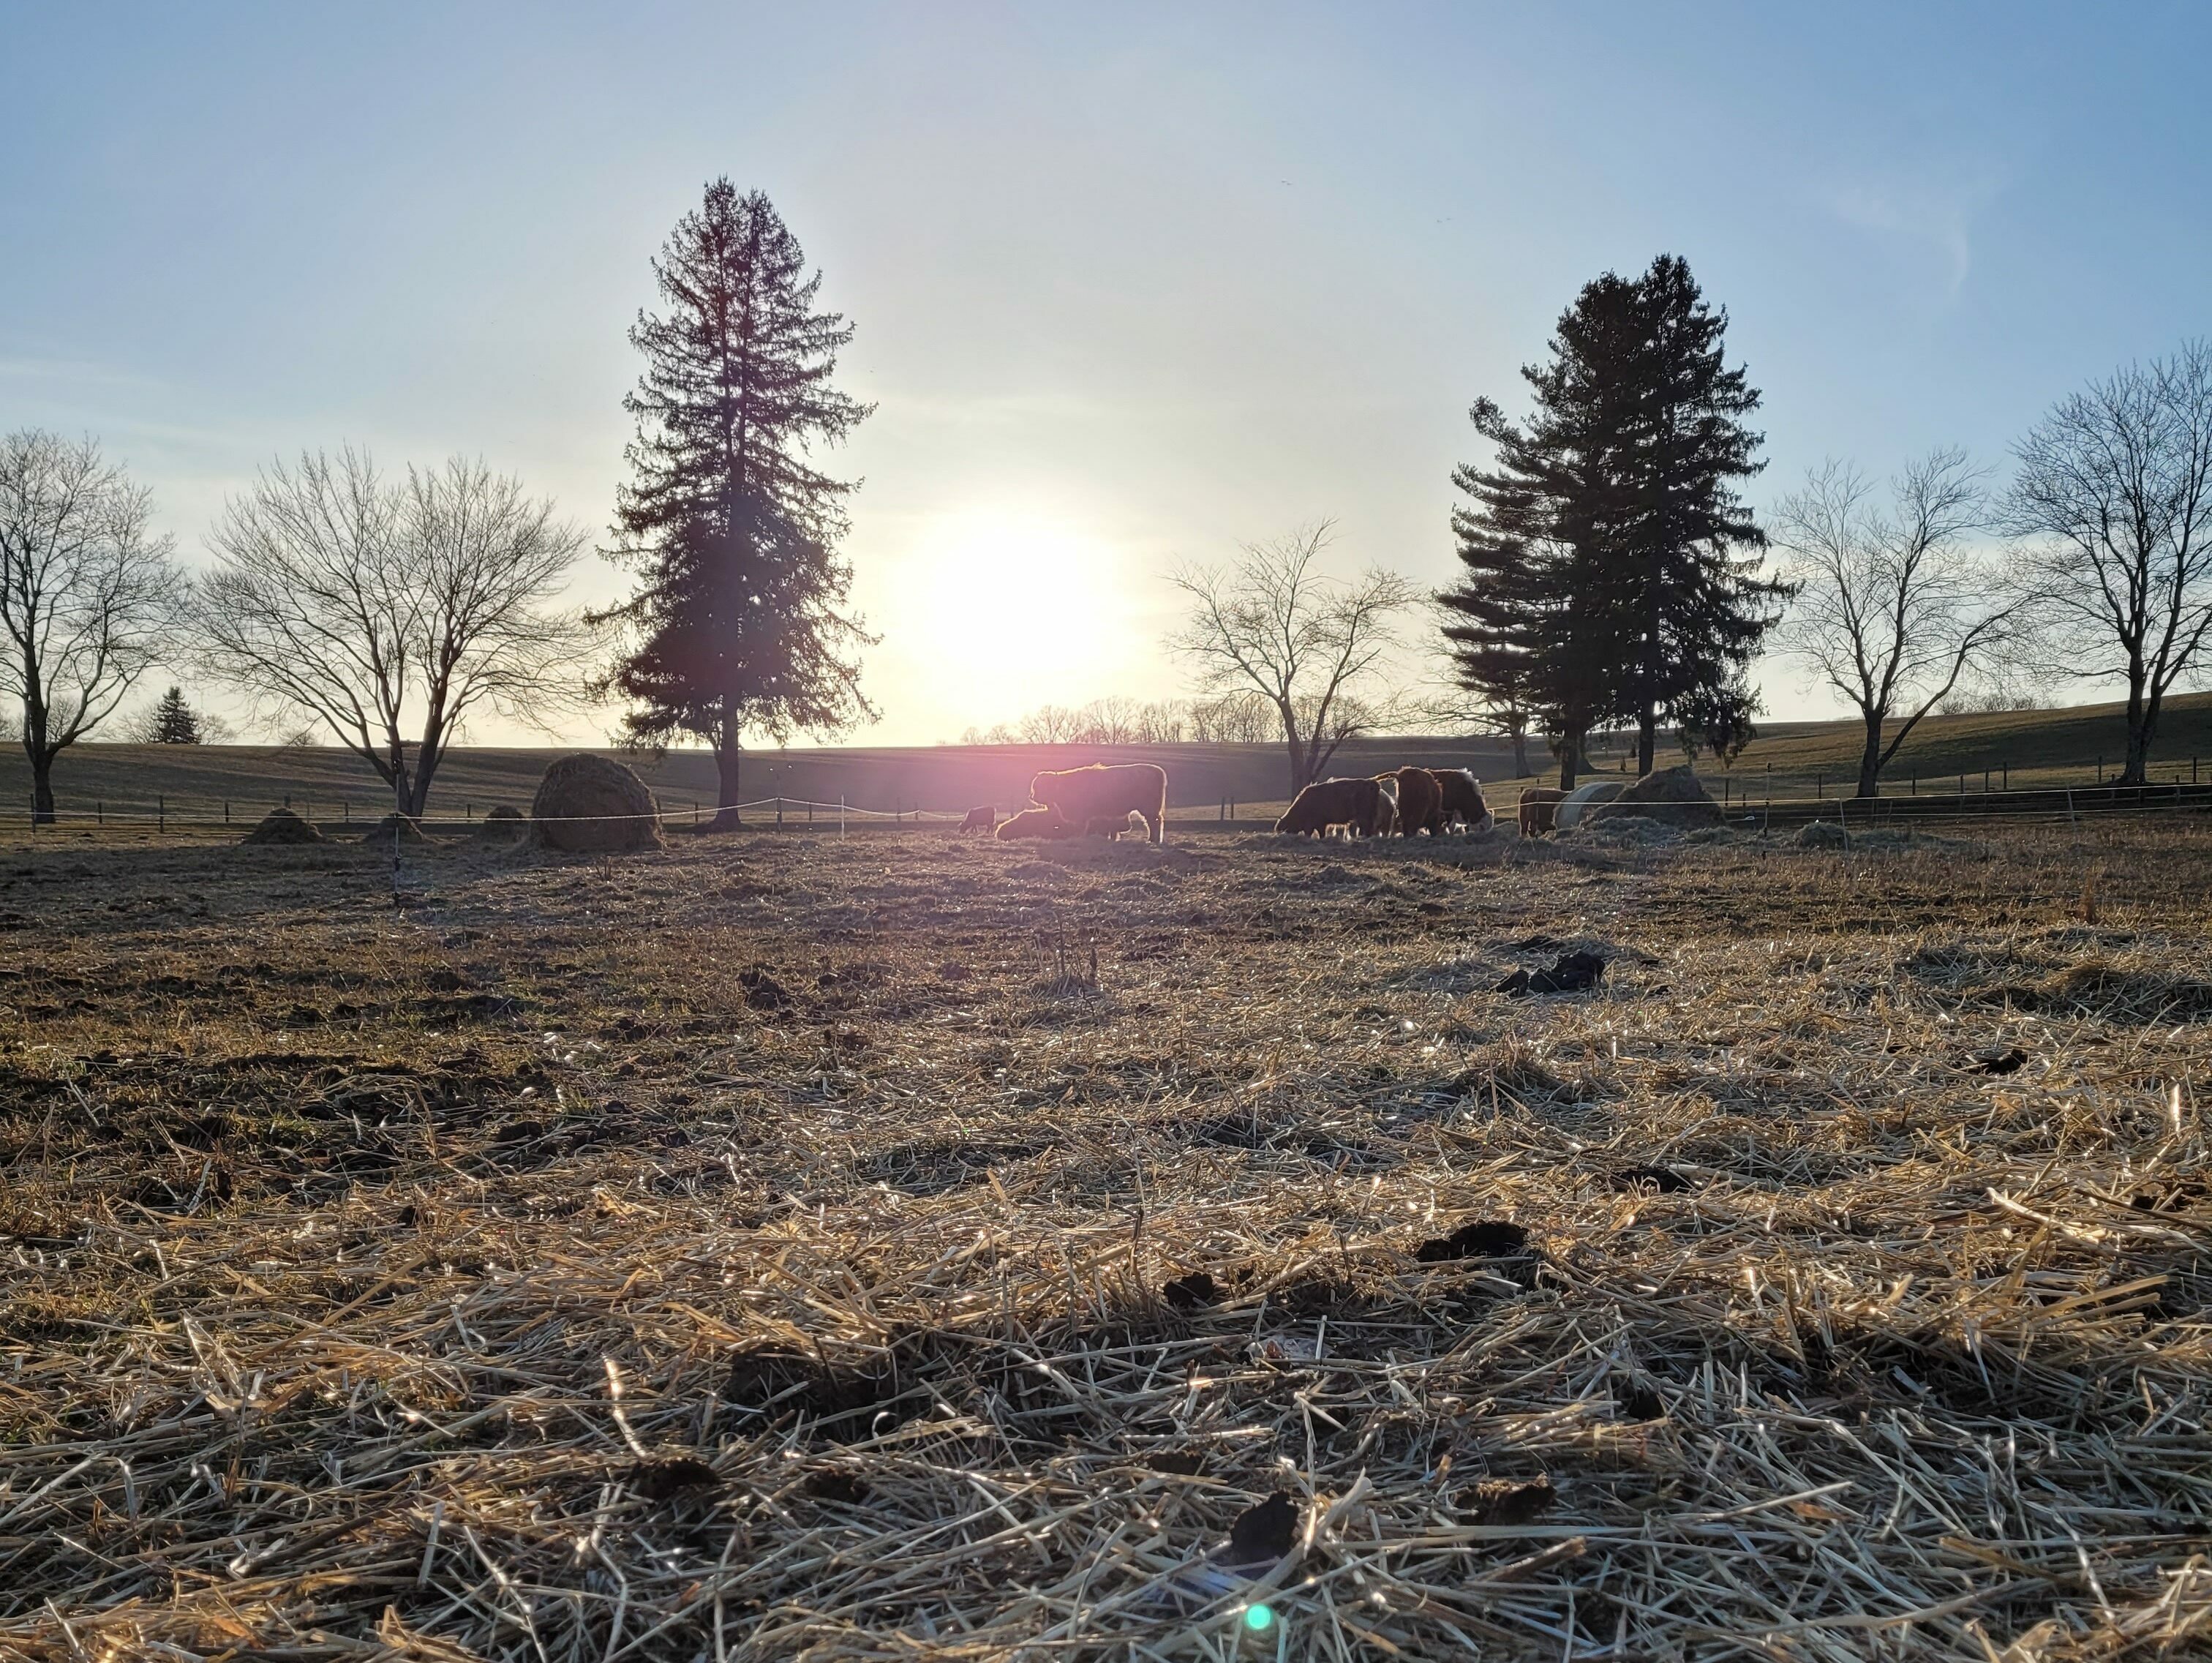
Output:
[4,1,2209,746]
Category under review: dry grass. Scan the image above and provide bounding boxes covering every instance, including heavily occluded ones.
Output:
[0,819,2208,1660]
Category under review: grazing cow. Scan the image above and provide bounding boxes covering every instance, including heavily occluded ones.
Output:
[1083,815,1129,838]
[1276,776,1392,837]
[996,806,1078,840]
[1433,768,1494,833]
[1518,787,1568,836]
[1029,763,1168,846]
[1379,767,1443,837]
[957,806,997,835]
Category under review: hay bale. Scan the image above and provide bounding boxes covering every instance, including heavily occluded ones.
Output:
[1554,780,1626,830]
[530,754,662,852]
[1587,765,1722,827]
[1570,814,1683,847]
[241,807,323,846]
[361,813,426,844]
[1796,818,1850,849]
[474,805,526,838]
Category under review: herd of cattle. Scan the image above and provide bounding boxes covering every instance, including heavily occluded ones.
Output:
[963,762,1554,844]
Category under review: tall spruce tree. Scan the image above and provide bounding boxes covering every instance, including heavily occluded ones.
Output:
[1439,274,1647,789]
[1614,255,1784,773]
[1440,257,1785,787]
[599,181,876,822]
[148,686,200,744]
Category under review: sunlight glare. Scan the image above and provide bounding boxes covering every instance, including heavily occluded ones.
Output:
[886,511,1133,725]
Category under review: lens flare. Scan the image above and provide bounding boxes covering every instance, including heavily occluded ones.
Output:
[1244,1603,1276,1632]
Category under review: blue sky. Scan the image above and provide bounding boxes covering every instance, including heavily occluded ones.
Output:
[4,2,2208,743]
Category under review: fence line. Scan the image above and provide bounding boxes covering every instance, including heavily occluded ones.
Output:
[5,782,2212,839]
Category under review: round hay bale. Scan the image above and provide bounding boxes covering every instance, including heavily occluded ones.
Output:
[1554,780,1627,830]
[1586,765,1723,827]
[241,807,323,846]
[1796,818,1850,849]
[361,813,426,844]
[530,754,662,852]
[474,804,526,838]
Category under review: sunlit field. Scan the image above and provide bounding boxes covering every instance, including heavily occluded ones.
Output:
[2,818,2208,1658]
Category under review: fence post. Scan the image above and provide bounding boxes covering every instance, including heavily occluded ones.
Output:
[840,795,846,836]
[1911,770,1917,795]
[224,801,229,824]
[2097,755,2104,784]
[97,801,103,827]
[1817,772,1824,800]
[159,795,165,836]
[776,797,783,829]
[2002,767,2008,792]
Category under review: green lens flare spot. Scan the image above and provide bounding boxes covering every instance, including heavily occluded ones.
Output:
[1244,1604,1276,1632]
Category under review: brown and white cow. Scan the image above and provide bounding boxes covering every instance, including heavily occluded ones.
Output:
[996,806,1079,841]
[1029,763,1168,846]
[1379,767,1443,837]
[1432,768,1494,833]
[1277,776,1393,838]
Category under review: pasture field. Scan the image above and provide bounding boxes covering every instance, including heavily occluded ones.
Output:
[7,687,2212,837]
[1,818,2208,1659]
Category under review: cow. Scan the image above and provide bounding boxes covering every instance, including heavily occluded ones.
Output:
[1276,776,1393,838]
[1518,787,1568,836]
[996,806,1079,840]
[957,806,997,835]
[1379,767,1443,837]
[1029,763,1168,846]
[1433,768,1494,833]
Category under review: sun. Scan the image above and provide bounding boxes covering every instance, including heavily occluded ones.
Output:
[882,510,1134,724]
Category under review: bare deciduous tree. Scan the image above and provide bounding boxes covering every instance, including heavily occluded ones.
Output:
[2002,342,2212,785]
[1133,700,1187,744]
[1072,694,1142,746]
[1167,521,1417,792]
[195,450,592,817]
[1188,691,1273,745]
[0,431,184,821]
[1016,704,1080,745]
[1776,448,2010,797]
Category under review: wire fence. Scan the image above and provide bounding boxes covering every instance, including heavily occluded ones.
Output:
[4,778,2212,846]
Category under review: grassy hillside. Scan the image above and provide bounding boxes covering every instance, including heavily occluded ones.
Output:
[5,691,2209,829]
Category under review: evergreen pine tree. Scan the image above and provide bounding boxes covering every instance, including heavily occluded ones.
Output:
[1439,274,1647,789]
[1613,255,1786,773]
[149,686,201,744]
[598,181,876,823]
[1440,257,1786,788]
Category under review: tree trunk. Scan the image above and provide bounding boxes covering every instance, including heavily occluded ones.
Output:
[1636,707,1656,777]
[711,716,744,830]
[1856,713,1883,799]
[2121,723,2152,787]
[1511,725,1530,778]
[2120,678,2154,786]
[30,757,55,826]
[1556,734,1581,792]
